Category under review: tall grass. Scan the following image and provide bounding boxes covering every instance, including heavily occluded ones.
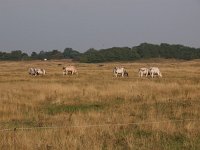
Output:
[0,59,200,149]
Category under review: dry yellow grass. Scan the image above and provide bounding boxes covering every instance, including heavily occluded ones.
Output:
[0,59,200,149]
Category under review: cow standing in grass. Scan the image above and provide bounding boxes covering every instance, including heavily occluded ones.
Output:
[29,68,37,76]
[138,67,149,77]
[113,67,127,77]
[63,65,78,75]
[35,68,46,75]
[149,67,162,78]
[28,68,46,76]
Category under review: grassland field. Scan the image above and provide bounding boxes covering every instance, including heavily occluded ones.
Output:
[0,59,200,150]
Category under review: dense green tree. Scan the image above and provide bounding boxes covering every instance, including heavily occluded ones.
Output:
[80,47,140,63]
[37,50,46,59]
[10,50,23,60]
[31,52,38,60]
[63,48,80,59]
[46,50,63,59]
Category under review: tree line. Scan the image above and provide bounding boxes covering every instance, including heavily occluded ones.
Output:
[0,43,200,62]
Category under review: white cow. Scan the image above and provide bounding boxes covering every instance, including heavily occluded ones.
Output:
[149,67,162,78]
[28,68,45,76]
[113,67,126,77]
[28,68,37,76]
[63,65,78,75]
[138,67,149,77]
[35,68,46,75]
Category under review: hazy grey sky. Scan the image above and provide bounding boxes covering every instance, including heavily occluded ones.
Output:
[0,0,200,53]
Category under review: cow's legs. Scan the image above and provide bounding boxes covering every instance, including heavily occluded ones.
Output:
[122,72,124,77]
[145,72,148,77]
[141,73,143,77]
[151,73,154,78]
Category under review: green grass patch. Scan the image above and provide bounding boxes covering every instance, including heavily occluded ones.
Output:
[153,99,195,119]
[116,127,198,150]
[159,132,190,150]
[44,103,105,115]
[0,119,36,128]
[116,126,152,139]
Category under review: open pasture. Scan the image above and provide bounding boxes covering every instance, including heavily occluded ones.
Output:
[0,59,200,149]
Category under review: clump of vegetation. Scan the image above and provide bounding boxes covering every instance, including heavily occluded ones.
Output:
[44,103,105,115]
[1,43,200,62]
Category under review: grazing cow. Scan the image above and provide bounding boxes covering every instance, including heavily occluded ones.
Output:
[113,67,126,77]
[28,68,37,76]
[149,67,162,78]
[28,68,45,76]
[63,65,78,75]
[35,68,46,75]
[138,67,149,77]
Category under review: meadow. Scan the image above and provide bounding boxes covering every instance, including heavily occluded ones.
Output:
[0,59,200,150]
